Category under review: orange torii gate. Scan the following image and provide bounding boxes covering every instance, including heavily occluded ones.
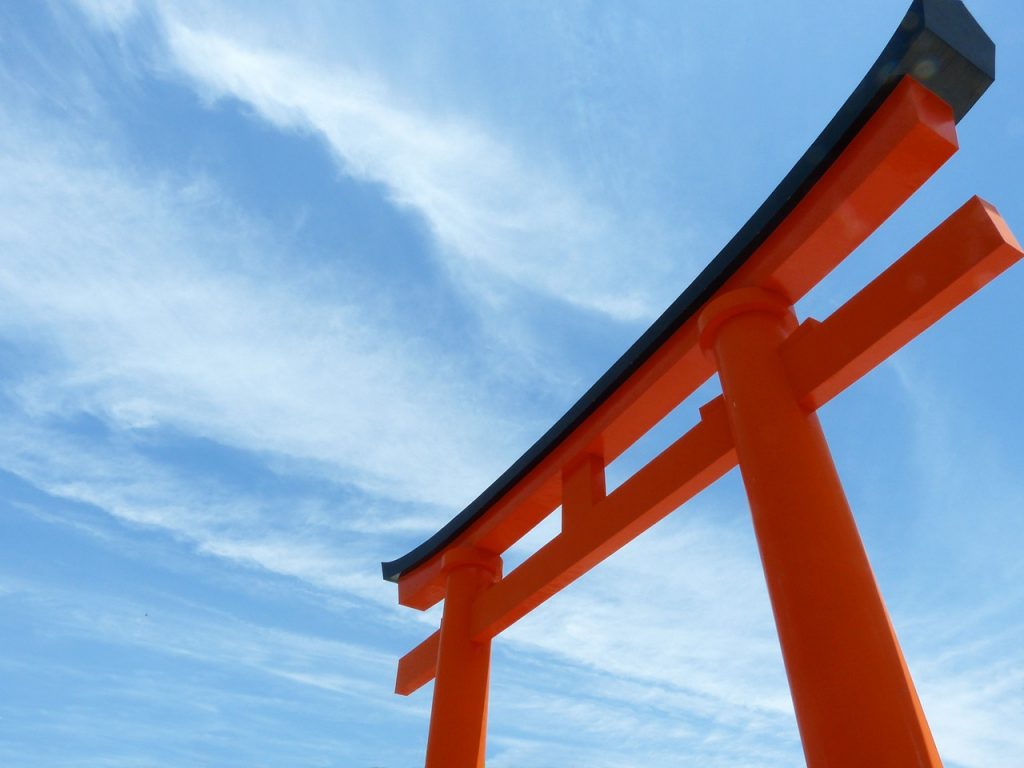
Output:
[382,2,1021,766]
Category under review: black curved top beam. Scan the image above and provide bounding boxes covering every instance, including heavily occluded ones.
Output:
[382,0,994,583]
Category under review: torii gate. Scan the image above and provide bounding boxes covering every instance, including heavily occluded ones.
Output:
[382,2,1021,765]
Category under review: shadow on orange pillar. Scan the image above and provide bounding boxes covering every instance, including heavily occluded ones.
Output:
[698,288,942,768]
[425,547,501,768]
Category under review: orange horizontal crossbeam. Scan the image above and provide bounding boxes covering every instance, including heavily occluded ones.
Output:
[785,196,1022,409]
[397,77,959,612]
[394,194,1022,696]
[395,630,440,696]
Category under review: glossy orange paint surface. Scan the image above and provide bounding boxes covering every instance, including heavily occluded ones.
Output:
[700,289,941,767]
[423,548,501,768]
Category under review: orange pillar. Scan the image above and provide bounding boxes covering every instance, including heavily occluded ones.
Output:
[698,288,942,768]
[424,547,501,768]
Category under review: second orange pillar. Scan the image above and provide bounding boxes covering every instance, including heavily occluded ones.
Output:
[699,288,942,768]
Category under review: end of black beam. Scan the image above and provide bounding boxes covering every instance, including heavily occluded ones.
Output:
[889,0,994,122]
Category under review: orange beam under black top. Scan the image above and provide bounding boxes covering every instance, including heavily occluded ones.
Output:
[383,0,996,607]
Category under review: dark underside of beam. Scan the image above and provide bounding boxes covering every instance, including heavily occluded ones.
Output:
[382,0,994,583]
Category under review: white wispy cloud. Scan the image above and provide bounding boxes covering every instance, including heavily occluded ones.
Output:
[0,108,520,511]
[883,357,1024,765]
[0,575,396,703]
[0,416,384,605]
[914,626,1024,767]
[1,570,431,767]
[144,7,680,322]
[0,90,532,623]
[74,0,139,30]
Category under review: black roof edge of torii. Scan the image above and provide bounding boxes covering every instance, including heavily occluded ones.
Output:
[381,0,995,584]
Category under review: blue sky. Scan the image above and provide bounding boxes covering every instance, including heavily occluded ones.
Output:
[1,1,1023,766]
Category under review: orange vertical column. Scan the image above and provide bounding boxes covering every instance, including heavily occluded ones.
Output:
[698,288,942,768]
[424,547,502,768]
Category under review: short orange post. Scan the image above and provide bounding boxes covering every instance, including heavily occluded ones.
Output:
[699,288,942,768]
[424,547,502,768]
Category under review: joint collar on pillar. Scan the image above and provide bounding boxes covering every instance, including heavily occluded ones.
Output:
[440,546,502,582]
[698,287,798,357]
